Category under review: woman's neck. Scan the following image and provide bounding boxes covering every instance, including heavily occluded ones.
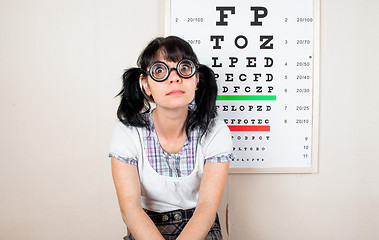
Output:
[151,107,188,153]
[152,107,188,138]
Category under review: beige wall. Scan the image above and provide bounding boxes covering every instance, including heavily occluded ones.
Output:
[0,0,378,240]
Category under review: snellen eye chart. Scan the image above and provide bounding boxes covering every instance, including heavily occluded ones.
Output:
[166,0,320,173]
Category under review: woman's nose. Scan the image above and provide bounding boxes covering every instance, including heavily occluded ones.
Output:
[167,69,182,84]
[169,79,180,84]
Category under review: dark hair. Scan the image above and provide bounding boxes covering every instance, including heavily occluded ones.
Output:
[116,36,218,136]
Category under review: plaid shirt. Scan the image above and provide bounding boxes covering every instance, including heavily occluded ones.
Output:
[110,112,231,178]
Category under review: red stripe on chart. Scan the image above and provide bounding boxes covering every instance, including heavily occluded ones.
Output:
[227,125,270,131]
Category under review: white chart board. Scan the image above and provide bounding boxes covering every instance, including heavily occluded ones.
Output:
[166,0,320,173]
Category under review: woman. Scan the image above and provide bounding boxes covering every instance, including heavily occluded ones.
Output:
[109,36,233,240]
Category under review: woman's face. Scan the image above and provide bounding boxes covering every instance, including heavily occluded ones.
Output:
[141,55,198,111]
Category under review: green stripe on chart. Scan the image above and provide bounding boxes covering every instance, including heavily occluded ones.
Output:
[216,95,277,101]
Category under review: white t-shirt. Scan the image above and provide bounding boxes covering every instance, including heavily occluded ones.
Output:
[109,118,233,212]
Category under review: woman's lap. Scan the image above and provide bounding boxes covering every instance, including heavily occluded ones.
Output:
[124,208,222,240]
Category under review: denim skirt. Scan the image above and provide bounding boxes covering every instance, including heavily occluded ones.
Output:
[123,208,223,240]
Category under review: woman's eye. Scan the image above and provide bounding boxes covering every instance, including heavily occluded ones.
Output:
[154,67,165,74]
[180,64,191,72]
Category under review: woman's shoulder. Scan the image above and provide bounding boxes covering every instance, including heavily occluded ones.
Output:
[111,121,146,146]
[109,121,145,157]
[210,117,229,133]
[201,117,231,143]
[198,116,233,158]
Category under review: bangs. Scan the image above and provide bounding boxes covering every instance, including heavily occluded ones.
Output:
[158,47,182,63]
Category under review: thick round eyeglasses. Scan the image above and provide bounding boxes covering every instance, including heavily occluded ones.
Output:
[146,59,197,82]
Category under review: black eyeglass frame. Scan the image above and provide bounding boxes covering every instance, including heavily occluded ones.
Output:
[146,59,198,82]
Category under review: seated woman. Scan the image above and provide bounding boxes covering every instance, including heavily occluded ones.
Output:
[109,36,233,240]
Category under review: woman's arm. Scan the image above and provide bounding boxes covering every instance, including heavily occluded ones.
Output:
[177,161,230,240]
[111,157,165,240]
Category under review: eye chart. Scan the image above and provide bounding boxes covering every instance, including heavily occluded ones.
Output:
[166,0,320,173]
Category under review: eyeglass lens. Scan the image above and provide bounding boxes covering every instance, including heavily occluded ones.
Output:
[149,59,196,81]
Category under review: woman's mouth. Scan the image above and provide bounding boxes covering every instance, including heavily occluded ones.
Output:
[167,90,185,95]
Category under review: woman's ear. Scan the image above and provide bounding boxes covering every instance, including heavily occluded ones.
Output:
[140,75,151,96]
